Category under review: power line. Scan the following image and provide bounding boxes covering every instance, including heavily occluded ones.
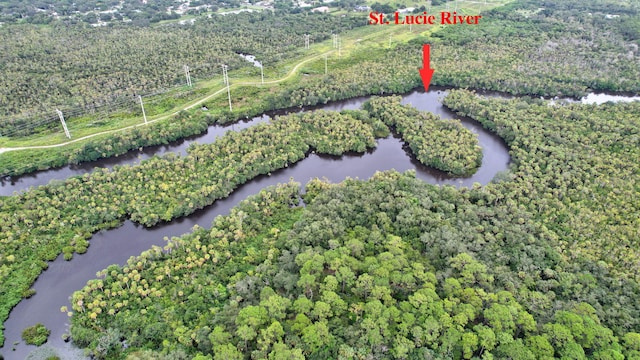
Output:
[138,95,147,124]
[56,109,71,139]
[222,64,232,112]
[184,65,192,87]
[260,63,264,85]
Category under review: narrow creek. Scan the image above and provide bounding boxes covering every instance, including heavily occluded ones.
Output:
[1,88,636,358]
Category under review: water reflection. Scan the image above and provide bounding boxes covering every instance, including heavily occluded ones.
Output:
[1,89,510,358]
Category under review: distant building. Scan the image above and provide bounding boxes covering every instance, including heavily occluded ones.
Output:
[354,5,370,11]
[312,6,330,13]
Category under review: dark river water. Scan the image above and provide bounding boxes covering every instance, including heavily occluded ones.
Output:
[0,88,510,358]
[2,88,638,358]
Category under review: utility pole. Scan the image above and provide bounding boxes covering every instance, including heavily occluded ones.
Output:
[222,64,232,111]
[260,63,264,84]
[138,95,147,124]
[332,34,338,49]
[304,34,310,50]
[56,109,71,138]
[183,65,192,87]
[222,65,228,86]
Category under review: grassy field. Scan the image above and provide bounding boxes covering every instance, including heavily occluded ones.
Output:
[0,0,506,154]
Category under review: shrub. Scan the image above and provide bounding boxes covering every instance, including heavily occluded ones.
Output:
[21,323,50,346]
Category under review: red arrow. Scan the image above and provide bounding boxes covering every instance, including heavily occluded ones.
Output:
[419,44,435,92]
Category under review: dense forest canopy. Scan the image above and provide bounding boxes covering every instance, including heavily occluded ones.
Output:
[1,0,638,162]
[364,96,482,176]
[443,90,640,283]
[70,158,640,358]
[258,0,640,109]
[66,88,640,359]
[0,0,239,24]
[0,108,385,347]
[429,0,640,95]
[0,0,639,358]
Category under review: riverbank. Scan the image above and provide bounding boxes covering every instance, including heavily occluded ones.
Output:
[0,89,509,359]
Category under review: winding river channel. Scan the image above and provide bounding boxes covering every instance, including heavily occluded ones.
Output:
[0,89,636,359]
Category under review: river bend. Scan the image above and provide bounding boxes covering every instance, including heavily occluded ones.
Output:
[2,89,510,358]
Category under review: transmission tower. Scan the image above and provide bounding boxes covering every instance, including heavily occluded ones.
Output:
[305,34,310,50]
[333,34,338,49]
[138,95,147,124]
[222,64,232,111]
[55,109,71,139]
[184,65,192,87]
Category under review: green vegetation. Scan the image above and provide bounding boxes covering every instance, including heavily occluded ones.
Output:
[21,323,50,346]
[70,169,640,359]
[0,109,379,346]
[2,0,638,177]
[266,0,640,108]
[0,11,363,133]
[428,0,640,96]
[1,0,640,358]
[0,0,191,24]
[0,42,418,176]
[67,86,640,358]
[0,110,212,176]
[443,90,640,284]
[364,95,482,176]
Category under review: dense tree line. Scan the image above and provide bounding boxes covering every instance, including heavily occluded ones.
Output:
[67,88,640,358]
[0,11,363,133]
[1,1,640,356]
[0,110,212,176]
[3,0,638,176]
[444,90,640,280]
[364,96,482,176]
[272,0,640,105]
[0,0,233,24]
[238,0,640,112]
[429,0,640,96]
[70,170,640,359]
[443,90,640,335]
[0,109,379,346]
